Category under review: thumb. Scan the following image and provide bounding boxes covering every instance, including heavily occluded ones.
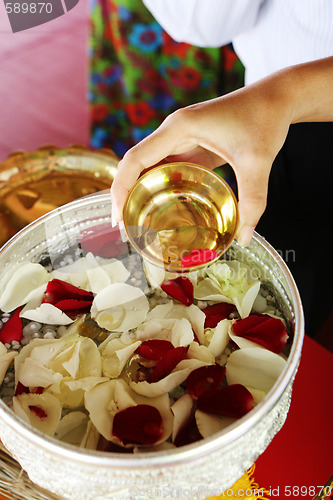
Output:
[234,160,270,246]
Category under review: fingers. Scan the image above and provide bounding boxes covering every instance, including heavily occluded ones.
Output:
[234,158,270,246]
[111,110,195,223]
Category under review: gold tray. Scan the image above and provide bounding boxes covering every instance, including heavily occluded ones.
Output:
[0,145,118,247]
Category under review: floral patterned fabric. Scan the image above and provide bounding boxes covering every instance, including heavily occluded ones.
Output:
[89,0,244,187]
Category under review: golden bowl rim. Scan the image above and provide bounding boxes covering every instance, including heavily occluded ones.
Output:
[123,161,239,272]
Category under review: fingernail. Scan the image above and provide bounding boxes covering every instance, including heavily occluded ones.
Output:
[111,213,116,227]
[111,193,121,227]
[118,221,128,242]
[237,225,254,247]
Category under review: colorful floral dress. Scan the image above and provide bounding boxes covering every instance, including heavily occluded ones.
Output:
[89,0,244,188]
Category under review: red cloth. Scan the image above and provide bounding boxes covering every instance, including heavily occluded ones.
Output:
[255,336,333,500]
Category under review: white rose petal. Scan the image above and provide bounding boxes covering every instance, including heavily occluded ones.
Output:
[185,304,206,344]
[80,420,100,450]
[143,260,166,289]
[17,357,63,389]
[20,303,74,325]
[234,281,261,319]
[195,409,237,439]
[194,278,232,303]
[85,379,172,447]
[51,258,89,289]
[245,386,267,405]
[171,318,194,347]
[91,283,149,332]
[65,377,109,392]
[171,393,193,442]
[0,263,49,313]
[187,342,215,364]
[0,349,18,385]
[207,319,230,358]
[225,347,287,393]
[54,411,89,445]
[146,302,173,321]
[101,339,141,378]
[130,358,209,397]
[13,392,62,436]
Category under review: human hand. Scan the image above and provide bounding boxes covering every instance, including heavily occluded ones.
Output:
[111,74,293,245]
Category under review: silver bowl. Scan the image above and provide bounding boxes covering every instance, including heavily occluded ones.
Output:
[0,193,304,499]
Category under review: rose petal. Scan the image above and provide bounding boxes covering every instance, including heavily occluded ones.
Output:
[20,303,74,325]
[148,346,189,383]
[0,349,18,386]
[173,412,202,447]
[14,382,43,396]
[232,313,288,354]
[130,359,209,397]
[79,224,128,258]
[171,394,193,442]
[225,347,287,393]
[202,303,236,328]
[91,283,149,332]
[0,307,22,343]
[161,277,193,306]
[112,404,163,445]
[43,279,93,305]
[0,263,49,313]
[85,380,172,446]
[197,384,254,418]
[54,411,89,446]
[171,318,194,347]
[186,364,226,399]
[187,342,215,364]
[185,304,206,345]
[135,339,174,361]
[195,410,237,439]
[181,249,219,268]
[206,319,230,358]
[102,339,141,378]
[12,392,62,436]
[29,405,47,419]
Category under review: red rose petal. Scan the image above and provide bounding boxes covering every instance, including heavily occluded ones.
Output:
[80,223,127,258]
[32,386,44,394]
[161,276,193,306]
[169,172,182,183]
[232,313,288,354]
[53,299,93,315]
[186,364,226,399]
[202,303,236,328]
[15,382,29,396]
[197,384,254,418]
[173,413,202,447]
[181,249,219,268]
[148,346,189,383]
[42,279,94,317]
[15,383,44,396]
[0,307,22,344]
[28,405,47,419]
[112,404,163,445]
[43,279,93,304]
[135,339,174,360]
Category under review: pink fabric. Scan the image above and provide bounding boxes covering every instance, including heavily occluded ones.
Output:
[0,0,90,161]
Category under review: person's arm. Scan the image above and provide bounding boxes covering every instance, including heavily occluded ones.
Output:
[111,56,333,245]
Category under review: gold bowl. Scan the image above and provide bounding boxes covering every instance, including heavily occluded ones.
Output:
[123,162,238,272]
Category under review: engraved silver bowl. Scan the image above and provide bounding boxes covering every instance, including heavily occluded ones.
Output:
[0,193,304,500]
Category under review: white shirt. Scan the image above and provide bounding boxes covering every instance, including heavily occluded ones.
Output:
[143,0,333,84]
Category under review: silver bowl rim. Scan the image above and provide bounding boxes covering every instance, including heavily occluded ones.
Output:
[0,193,305,469]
